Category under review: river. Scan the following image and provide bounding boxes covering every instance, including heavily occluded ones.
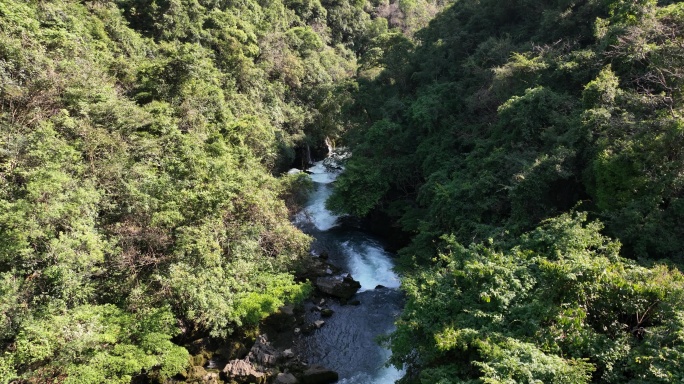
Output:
[293,160,405,384]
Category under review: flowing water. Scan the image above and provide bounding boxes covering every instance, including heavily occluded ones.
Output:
[294,160,405,384]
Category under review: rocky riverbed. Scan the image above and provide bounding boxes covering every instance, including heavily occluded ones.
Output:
[174,254,366,384]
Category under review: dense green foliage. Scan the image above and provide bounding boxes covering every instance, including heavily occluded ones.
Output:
[327,0,684,382]
[0,0,411,381]
[331,0,684,261]
[390,213,684,383]
[3,0,684,382]
[0,0,458,381]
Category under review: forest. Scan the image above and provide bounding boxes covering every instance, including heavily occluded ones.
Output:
[1,0,683,383]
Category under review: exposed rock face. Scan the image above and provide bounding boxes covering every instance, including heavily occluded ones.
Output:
[322,147,350,171]
[221,335,278,384]
[222,359,266,384]
[298,257,341,282]
[315,275,361,299]
[302,365,339,384]
[249,334,279,366]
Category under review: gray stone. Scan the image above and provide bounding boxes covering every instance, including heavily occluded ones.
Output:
[315,275,361,300]
[222,359,266,384]
[280,305,295,316]
[275,372,299,384]
[248,334,278,366]
[283,349,295,359]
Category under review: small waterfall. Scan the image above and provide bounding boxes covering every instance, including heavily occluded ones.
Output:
[340,239,401,291]
[325,136,334,157]
[293,161,342,231]
[294,158,404,384]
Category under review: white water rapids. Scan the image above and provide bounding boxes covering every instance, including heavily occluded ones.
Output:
[294,160,404,383]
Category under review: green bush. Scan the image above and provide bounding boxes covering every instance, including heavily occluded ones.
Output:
[390,213,684,383]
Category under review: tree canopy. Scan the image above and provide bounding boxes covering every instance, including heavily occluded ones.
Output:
[2,0,684,382]
[327,0,684,382]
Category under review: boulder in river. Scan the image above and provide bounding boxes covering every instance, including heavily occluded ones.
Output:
[302,365,339,384]
[320,308,334,317]
[315,275,361,299]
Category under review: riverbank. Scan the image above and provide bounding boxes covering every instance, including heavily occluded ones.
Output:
[171,247,400,383]
[168,158,404,384]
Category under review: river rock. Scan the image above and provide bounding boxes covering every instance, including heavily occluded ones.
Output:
[302,365,339,384]
[275,372,299,384]
[222,359,266,384]
[283,349,295,359]
[298,257,340,281]
[302,323,316,335]
[221,335,280,384]
[249,335,278,366]
[314,320,325,329]
[315,275,361,299]
[280,305,295,316]
[320,308,334,317]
